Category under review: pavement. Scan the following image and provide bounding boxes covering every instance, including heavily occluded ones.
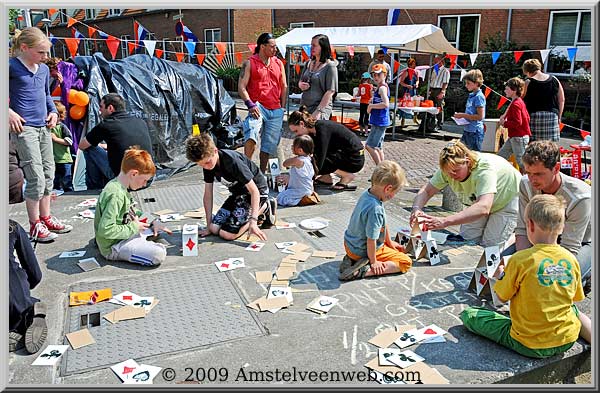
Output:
[6,103,592,386]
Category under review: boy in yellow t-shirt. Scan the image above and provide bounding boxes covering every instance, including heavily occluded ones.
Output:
[460,194,591,358]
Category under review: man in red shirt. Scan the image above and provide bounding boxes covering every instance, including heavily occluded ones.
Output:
[238,32,288,173]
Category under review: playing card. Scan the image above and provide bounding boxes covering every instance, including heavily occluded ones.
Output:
[77,198,97,207]
[132,296,155,312]
[111,359,141,382]
[160,213,183,222]
[276,221,296,229]
[386,349,425,369]
[214,257,245,272]
[77,257,101,272]
[307,296,338,314]
[59,250,86,258]
[268,158,281,175]
[394,329,420,348]
[255,271,273,283]
[426,241,441,265]
[286,243,310,253]
[110,291,142,306]
[485,246,501,278]
[31,345,69,366]
[421,335,446,344]
[78,209,95,219]
[266,285,293,312]
[124,364,162,384]
[378,347,403,366]
[245,242,265,252]
[413,324,447,342]
[275,241,297,249]
[65,328,95,349]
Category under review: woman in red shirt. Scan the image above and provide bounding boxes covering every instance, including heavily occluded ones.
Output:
[498,77,531,173]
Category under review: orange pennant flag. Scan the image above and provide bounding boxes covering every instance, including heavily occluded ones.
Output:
[67,16,77,28]
[128,42,136,55]
[64,38,80,58]
[88,26,97,37]
[301,50,309,63]
[559,122,565,132]
[155,49,164,58]
[483,87,491,99]
[196,54,205,65]
[106,36,120,60]
[215,42,227,55]
[48,9,58,17]
[347,45,355,57]
[176,52,185,62]
[295,64,301,75]
[247,43,257,53]
[235,52,243,64]
[330,45,336,60]
[496,96,509,110]
[448,54,457,71]
[215,53,225,65]
[394,61,400,74]
[514,51,524,64]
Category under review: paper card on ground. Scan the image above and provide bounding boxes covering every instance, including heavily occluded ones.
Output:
[237,234,263,244]
[245,242,265,252]
[77,257,101,272]
[214,257,245,272]
[77,198,97,207]
[287,243,310,253]
[413,324,447,342]
[110,291,142,306]
[267,286,293,303]
[312,250,337,259]
[255,271,273,283]
[31,345,70,366]
[378,347,403,366]
[160,213,184,222]
[290,283,319,293]
[257,296,289,311]
[79,209,95,218]
[153,209,174,216]
[276,267,296,280]
[270,279,289,287]
[275,241,297,249]
[306,295,338,314]
[386,349,425,369]
[398,362,450,384]
[123,364,162,384]
[66,328,95,349]
[287,251,311,262]
[183,210,204,218]
[132,296,155,311]
[104,305,146,324]
[444,248,465,256]
[145,299,159,314]
[59,250,86,258]
[276,221,296,229]
[69,288,112,306]
[246,297,264,311]
[111,359,141,382]
[364,357,406,383]
[422,335,446,343]
[368,325,416,348]
[278,262,298,270]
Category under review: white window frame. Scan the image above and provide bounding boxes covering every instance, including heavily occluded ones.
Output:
[85,9,98,20]
[545,10,591,77]
[120,34,131,58]
[437,13,481,53]
[108,9,122,17]
[204,28,221,54]
[59,9,76,24]
[289,22,315,29]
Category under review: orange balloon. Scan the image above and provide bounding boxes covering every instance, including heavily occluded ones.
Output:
[69,105,86,120]
[68,89,79,105]
[76,91,89,106]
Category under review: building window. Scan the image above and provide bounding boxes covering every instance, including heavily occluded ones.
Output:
[108,9,122,17]
[59,9,77,24]
[438,14,480,53]
[204,28,221,54]
[85,9,97,20]
[546,10,591,76]
[120,34,131,58]
[289,22,315,29]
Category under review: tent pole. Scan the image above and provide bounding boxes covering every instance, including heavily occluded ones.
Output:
[392,50,401,139]
[286,47,291,118]
[422,53,434,137]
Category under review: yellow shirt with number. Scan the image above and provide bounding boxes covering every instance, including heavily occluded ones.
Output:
[494,244,584,349]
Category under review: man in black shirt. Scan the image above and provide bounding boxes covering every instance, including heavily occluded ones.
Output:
[78,93,153,189]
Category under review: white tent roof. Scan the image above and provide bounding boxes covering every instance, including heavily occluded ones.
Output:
[276,24,463,56]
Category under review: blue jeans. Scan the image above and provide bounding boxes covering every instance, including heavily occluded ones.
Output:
[84,146,115,190]
[461,131,484,151]
[243,103,284,156]
[53,162,73,191]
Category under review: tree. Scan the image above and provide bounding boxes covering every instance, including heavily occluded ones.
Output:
[9,9,21,34]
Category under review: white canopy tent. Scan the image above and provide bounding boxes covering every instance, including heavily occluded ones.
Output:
[277,24,464,136]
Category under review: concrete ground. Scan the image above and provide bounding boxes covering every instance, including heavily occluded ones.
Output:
[7,105,592,386]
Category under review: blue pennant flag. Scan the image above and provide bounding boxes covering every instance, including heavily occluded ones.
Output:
[184,41,196,56]
[97,30,109,40]
[433,63,439,74]
[71,28,85,39]
[302,44,311,58]
[491,52,501,65]
[183,25,199,42]
[381,47,388,54]
[567,47,578,63]
[49,33,58,46]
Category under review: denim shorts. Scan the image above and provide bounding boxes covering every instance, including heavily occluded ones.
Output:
[366,125,387,149]
[461,131,484,152]
[243,103,284,156]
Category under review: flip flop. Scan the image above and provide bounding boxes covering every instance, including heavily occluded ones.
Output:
[331,182,358,191]
[25,302,48,354]
[314,179,334,187]
[339,257,370,281]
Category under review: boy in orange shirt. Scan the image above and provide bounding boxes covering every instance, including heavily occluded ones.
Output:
[354,72,373,135]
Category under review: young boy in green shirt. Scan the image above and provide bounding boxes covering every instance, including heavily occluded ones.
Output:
[50,102,74,191]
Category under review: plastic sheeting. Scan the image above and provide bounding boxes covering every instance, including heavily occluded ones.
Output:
[72,53,243,169]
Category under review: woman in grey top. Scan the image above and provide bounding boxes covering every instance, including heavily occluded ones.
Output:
[298,34,338,120]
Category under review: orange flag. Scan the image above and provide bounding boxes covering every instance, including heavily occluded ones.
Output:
[155,49,164,58]
[196,54,205,65]
[215,42,227,55]
[67,16,77,28]
[215,53,225,65]
[330,45,336,60]
[247,43,257,53]
[48,9,58,17]
[514,51,524,64]
[88,26,97,38]
[496,96,509,110]
[301,50,309,63]
[235,52,243,64]
[295,64,301,75]
[64,38,80,58]
[175,52,185,62]
[448,54,457,70]
[393,61,400,74]
[128,42,136,55]
[347,45,355,57]
[106,36,120,60]
[559,122,565,132]
[483,87,491,99]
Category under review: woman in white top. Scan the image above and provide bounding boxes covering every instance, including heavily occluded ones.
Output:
[276,135,317,207]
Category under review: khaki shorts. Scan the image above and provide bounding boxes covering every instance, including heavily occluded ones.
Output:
[460,196,518,248]
[14,126,54,200]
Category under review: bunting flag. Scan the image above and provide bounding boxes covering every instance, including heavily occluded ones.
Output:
[559,122,565,132]
[97,30,109,40]
[381,47,388,54]
[142,40,156,57]
[469,53,478,66]
[48,8,57,17]
[215,53,225,65]
[49,33,58,46]
[460,69,467,80]
[496,96,509,110]
[215,42,227,55]
[448,54,457,70]
[133,20,149,46]
[367,45,375,58]
[301,49,309,63]
[295,64,301,75]
[331,46,336,60]
[514,51,524,64]
[247,43,257,53]
[539,49,550,64]
[106,36,120,60]
[394,61,400,74]
[347,45,355,57]
[301,44,311,58]
[155,48,164,58]
[88,26,97,38]
[128,42,137,55]
[433,63,439,74]
[196,54,205,65]
[491,52,501,64]
[183,25,199,42]
[387,9,401,25]
[71,28,85,39]
[567,47,578,63]
[67,16,78,28]
[184,41,196,56]
[235,52,243,64]
[462,59,468,68]
[483,86,491,99]
[175,52,185,62]
[64,38,80,58]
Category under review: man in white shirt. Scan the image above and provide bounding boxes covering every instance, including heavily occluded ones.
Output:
[427,54,450,130]
[368,50,392,84]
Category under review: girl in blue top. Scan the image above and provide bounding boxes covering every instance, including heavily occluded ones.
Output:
[454,69,486,151]
[365,64,391,165]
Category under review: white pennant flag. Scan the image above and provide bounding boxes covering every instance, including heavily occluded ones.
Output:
[469,53,478,66]
[367,45,375,58]
[143,40,156,57]
[539,49,550,64]
[460,69,467,80]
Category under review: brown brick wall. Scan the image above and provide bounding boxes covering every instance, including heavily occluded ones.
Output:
[274,9,387,28]
[232,9,272,57]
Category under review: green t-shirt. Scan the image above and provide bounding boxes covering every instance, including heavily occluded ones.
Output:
[94,179,140,257]
[50,123,73,164]
[430,152,521,213]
